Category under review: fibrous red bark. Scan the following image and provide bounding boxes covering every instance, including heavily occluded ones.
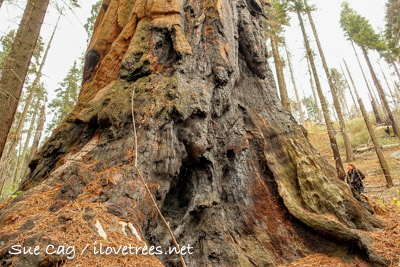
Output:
[0,0,388,266]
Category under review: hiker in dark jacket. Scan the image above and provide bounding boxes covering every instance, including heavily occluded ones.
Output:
[346,163,366,194]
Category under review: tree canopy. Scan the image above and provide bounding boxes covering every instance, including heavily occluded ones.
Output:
[340,2,386,51]
[47,61,81,133]
[384,0,400,58]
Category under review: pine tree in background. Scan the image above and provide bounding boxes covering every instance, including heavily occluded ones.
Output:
[295,0,345,180]
[29,98,46,163]
[0,35,44,195]
[378,61,398,109]
[306,53,323,122]
[47,61,81,134]
[330,68,351,118]
[84,0,102,45]
[349,42,384,124]
[285,42,305,125]
[340,2,400,139]
[265,0,291,112]
[0,0,50,159]
[384,0,400,62]
[12,87,46,191]
[304,0,355,162]
[338,64,361,118]
[0,30,16,67]
[343,59,393,188]
[302,96,318,122]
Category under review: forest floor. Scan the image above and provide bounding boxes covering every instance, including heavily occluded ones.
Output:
[285,117,400,266]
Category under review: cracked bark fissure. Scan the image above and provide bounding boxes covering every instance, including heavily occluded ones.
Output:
[0,0,389,266]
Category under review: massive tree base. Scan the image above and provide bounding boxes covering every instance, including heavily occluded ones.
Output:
[0,0,389,266]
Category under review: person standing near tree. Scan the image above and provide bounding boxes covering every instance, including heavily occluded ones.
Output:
[346,163,366,195]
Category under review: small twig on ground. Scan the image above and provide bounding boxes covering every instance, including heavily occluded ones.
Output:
[131,87,186,267]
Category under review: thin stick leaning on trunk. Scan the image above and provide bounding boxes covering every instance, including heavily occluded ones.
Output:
[131,87,186,267]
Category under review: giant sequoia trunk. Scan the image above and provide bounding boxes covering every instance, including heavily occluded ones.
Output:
[0,0,388,266]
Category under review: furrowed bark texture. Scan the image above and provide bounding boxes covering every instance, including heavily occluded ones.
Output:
[0,0,388,266]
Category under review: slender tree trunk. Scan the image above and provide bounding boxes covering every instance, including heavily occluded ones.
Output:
[296,6,345,180]
[304,0,354,162]
[342,95,351,119]
[0,137,22,199]
[284,43,304,125]
[392,59,400,80]
[0,16,58,194]
[340,65,360,118]
[369,93,383,124]
[352,42,389,122]
[332,106,339,122]
[0,0,50,159]
[0,141,11,177]
[368,80,387,123]
[12,99,40,188]
[306,55,323,122]
[338,90,351,119]
[379,62,398,109]
[343,60,393,187]
[350,43,383,124]
[303,90,311,121]
[368,79,384,110]
[270,35,291,112]
[0,0,4,9]
[29,101,46,162]
[361,46,400,138]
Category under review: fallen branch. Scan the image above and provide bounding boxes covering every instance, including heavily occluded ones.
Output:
[354,143,400,154]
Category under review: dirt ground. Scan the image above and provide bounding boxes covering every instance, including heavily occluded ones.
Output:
[283,123,400,266]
